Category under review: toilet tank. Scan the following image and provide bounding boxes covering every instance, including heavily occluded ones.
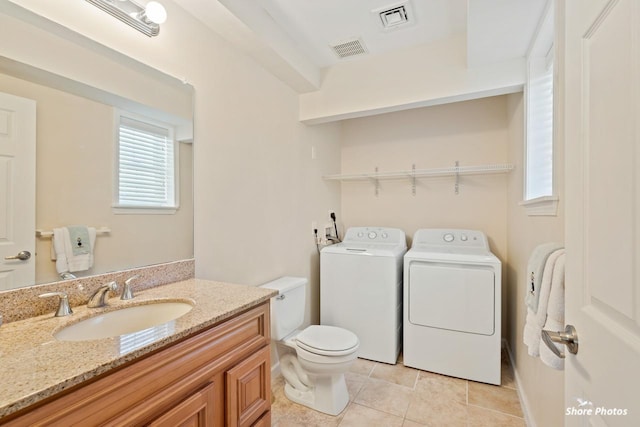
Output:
[260,276,306,340]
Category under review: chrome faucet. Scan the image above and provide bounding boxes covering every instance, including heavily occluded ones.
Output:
[39,292,73,317]
[120,275,139,300]
[88,282,118,308]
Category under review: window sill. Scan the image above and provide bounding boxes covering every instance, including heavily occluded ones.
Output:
[112,206,178,215]
[519,196,559,216]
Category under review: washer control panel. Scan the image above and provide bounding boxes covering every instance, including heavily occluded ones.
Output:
[413,229,489,250]
[344,227,406,245]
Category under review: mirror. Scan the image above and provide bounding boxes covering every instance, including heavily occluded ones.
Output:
[0,56,194,287]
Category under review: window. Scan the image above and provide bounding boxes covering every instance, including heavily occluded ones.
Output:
[526,51,554,200]
[521,2,558,216]
[114,112,177,213]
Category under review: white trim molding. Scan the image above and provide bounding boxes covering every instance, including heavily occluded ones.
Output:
[519,195,559,216]
[504,340,536,427]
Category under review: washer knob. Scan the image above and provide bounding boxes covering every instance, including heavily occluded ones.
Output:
[368,231,377,239]
[443,233,455,242]
[460,234,468,242]
[381,232,388,239]
[357,232,364,238]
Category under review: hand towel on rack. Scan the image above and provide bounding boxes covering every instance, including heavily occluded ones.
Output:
[540,252,566,369]
[51,226,96,274]
[523,248,565,357]
[525,242,563,313]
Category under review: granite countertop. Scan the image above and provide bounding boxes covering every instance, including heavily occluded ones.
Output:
[0,278,277,418]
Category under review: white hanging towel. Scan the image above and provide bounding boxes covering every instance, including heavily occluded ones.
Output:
[51,226,96,274]
[525,242,563,312]
[523,248,565,357]
[540,252,566,369]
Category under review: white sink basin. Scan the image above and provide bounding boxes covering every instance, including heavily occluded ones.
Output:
[54,301,194,341]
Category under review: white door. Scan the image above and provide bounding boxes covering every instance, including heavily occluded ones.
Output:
[0,92,36,290]
[564,0,640,425]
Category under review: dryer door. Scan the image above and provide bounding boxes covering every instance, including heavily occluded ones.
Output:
[408,262,495,335]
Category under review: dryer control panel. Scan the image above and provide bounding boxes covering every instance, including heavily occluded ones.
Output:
[412,229,489,250]
[343,227,406,245]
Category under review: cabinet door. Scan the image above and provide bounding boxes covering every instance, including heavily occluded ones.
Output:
[148,382,215,427]
[226,346,271,427]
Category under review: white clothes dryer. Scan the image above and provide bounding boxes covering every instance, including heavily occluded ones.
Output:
[403,229,502,385]
[321,227,406,364]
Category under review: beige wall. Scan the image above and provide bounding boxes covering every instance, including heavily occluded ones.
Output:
[0,73,193,284]
[193,55,342,325]
[340,96,509,264]
[505,92,564,427]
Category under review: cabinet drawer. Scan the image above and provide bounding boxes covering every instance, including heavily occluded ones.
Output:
[148,382,215,427]
[3,303,269,426]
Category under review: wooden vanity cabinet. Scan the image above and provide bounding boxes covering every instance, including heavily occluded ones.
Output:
[2,303,271,427]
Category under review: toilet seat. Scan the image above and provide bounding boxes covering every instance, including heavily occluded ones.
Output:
[295,325,359,357]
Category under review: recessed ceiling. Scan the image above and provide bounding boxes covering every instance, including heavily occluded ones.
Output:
[222,0,467,68]
[176,0,548,95]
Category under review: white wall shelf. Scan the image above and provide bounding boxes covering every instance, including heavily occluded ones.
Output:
[323,162,514,195]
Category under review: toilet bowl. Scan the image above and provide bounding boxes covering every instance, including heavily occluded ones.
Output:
[261,277,359,415]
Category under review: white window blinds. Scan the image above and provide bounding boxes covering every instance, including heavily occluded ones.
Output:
[116,115,176,208]
[526,54,554,200]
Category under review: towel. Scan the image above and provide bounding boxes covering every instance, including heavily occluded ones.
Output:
[525,243,563,312]
[524,248,565,357]
[51,226,96,274]
[540,252,566,369]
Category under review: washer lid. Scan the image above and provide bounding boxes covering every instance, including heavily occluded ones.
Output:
[321,242,406,257]
[295,325,359,356]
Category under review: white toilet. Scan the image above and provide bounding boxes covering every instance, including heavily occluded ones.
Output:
[261,277,359,415]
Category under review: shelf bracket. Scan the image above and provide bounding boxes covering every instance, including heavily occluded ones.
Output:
[454,160,460,195]
[411,164,416,196]
[367,166,380,197]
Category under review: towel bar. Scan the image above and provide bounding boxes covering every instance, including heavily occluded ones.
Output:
[35,227,111,238]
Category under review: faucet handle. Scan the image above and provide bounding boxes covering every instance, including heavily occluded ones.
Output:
[39,292,73,317]
[121,275,139,300]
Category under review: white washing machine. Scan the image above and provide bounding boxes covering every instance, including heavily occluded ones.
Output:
[321,227,406,364]
[403,229,502,385]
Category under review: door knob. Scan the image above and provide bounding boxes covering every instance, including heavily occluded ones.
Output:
[4,250,31,261]
[542,324,579,358]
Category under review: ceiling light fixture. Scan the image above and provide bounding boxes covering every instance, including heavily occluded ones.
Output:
[85,0,167,37]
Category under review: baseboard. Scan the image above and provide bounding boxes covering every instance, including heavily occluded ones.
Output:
[271,360,281,379]
[503,339,536,427]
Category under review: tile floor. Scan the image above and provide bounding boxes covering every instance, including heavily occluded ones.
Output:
[271,352,525,427]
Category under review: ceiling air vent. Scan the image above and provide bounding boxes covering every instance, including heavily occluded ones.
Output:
[330,38,368,59]
[379,6,408,28]
[374,2,414,31]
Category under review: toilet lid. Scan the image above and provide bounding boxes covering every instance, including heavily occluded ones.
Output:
[295,325,359,356]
